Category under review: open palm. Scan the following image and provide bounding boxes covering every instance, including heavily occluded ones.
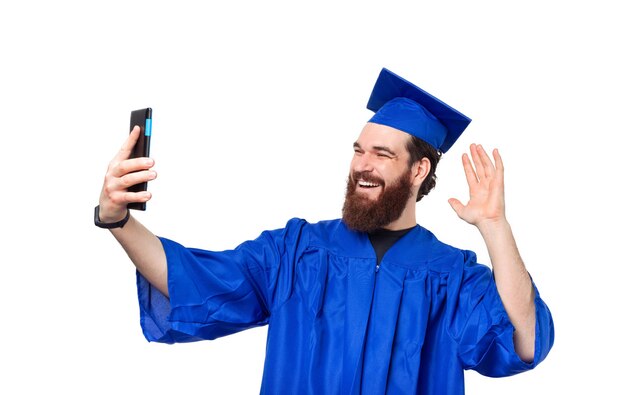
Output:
[448,144,506,227]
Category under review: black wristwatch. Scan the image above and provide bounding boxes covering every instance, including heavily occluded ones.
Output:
[94,205,130,229]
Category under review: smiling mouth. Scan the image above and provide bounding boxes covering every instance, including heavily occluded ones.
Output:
[357,180,381,188]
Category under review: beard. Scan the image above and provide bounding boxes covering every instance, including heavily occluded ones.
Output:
[341,168,414,233]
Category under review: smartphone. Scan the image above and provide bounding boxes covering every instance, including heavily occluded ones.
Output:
[128,108,152,211]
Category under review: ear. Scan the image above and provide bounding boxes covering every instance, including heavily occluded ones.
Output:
[411,157,431,187]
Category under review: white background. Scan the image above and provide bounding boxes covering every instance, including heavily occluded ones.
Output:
[1,0,624,393]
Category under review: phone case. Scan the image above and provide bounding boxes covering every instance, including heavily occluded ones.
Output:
[128,108,152,211]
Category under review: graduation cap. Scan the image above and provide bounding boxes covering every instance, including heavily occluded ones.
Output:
[367,68,471,153]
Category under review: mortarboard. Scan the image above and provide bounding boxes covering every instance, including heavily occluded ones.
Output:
[367,68,471,153]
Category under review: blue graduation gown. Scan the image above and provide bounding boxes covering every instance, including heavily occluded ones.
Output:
[137,218,554,394]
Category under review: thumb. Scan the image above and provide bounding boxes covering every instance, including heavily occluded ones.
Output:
[448,198,464,217]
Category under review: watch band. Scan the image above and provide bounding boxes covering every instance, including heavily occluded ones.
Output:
[94,205,130,229]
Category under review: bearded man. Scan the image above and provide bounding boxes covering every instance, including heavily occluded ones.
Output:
[95,68,554,394]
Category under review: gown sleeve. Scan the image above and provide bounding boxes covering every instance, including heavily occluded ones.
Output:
[136,218,309,344]
[451,250,554,377]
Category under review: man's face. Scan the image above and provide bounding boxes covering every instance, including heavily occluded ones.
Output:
[342,123,416,232]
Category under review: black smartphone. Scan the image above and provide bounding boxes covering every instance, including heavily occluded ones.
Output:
[128,108,152,211]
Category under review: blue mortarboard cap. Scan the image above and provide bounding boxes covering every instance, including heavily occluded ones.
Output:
[367,68,471,153]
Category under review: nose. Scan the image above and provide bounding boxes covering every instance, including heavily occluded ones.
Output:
[352,152,374,173]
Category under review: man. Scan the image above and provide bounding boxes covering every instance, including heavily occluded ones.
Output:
[96,68,554,394]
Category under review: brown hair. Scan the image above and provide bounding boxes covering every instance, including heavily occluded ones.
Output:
[405,136,442,202]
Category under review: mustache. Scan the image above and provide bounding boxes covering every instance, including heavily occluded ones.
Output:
[350,171,385,186]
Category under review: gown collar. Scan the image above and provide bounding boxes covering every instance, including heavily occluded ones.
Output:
[332,219,457,271]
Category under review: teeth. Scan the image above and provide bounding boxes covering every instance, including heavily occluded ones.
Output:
[358,181,380,187]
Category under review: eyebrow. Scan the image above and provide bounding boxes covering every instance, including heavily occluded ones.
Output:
[353,142,398,157]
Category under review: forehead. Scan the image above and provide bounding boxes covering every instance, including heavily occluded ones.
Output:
[355,123,412,152]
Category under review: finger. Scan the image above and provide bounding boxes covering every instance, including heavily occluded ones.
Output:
[493,148,504,176]
[448,198,465,217]
[462,152,479,188]
[116,169,157,190]
[469,143,486,181]
[491,148,505,195]
[110,157,155,178]
[109,190,153,206]
[476,144,495,178]
[101,168,156,202]
[113,125,141,162]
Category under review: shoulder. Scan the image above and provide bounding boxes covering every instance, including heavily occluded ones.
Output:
[418,225,475,261]
[283,218,365,256]
[410,225,483,273]
[266,217,343,247]
[288,218,345,246]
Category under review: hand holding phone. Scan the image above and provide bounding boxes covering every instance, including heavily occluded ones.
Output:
[127,108,152,210]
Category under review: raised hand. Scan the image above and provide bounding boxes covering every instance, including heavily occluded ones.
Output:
[448,143,505,229]
[98,126,157,223]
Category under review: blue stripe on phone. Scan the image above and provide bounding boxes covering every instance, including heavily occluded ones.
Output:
[145,119,152,136]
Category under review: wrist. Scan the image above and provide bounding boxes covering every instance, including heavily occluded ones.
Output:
[94,205,130,229]
[98,212,126,224]
[476,217,510,237]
